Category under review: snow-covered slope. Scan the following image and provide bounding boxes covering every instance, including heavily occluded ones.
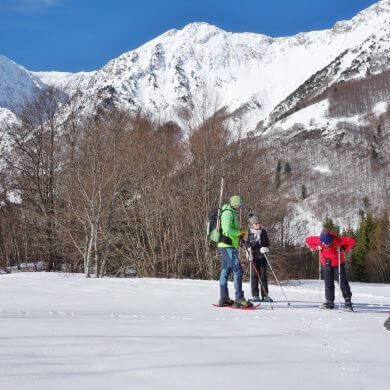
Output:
[0,107,18,124]
[0,272,389,390]
[266,28,390,130]
[32,70,95,96]
[0,55,45,112]
[264,98,389,139]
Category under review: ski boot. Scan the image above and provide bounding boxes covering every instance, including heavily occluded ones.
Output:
[345,301,354,312]
[322,302,335,309]
[250,296,262,302]
[233,299,253,308]
[218,297,234,307]
[262,296,273,302]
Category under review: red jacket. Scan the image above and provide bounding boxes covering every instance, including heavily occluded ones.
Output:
[306,234,355,267]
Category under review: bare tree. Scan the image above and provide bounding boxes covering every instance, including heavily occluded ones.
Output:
[1,87,66,270]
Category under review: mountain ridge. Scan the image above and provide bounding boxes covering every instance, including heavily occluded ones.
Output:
[1,1,389,135]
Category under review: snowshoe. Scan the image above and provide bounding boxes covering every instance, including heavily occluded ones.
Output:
[322,302,335,309]
[233,299,253,308]
[384,316,390,331]
[217,297,234,307]
[262,296,273,302]
[250,296,261,302]
[345,301,354,312]
[212,302,260,310]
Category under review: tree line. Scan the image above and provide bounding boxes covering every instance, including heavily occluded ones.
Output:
[0,87,388,282]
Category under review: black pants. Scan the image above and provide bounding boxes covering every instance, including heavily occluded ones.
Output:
[251,258,268,298]
[322,261,352,303]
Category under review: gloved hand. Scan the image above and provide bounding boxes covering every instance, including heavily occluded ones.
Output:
[260,247,269,254]
[239,228,247,238]
[339,245,346,251]
[316,245,322,251]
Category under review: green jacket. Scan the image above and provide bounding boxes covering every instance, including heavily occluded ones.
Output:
[217,204,240,249]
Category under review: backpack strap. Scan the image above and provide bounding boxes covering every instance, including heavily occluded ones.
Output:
[219,207,234,243]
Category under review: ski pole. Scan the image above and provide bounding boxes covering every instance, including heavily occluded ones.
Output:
[253,261,274,310]
[263,253,291,307]
[245,247,273,309]
[318,249,322,309]
[249,247,252,294]
[338,248,341,312]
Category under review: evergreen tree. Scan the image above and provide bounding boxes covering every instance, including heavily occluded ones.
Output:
[366,212,390,282]
[341,227,356,238]
[350,214,376,281]
[323,217,340,235]
[285,162,292,174]
[301,185,307,200]
[275,159,282,189]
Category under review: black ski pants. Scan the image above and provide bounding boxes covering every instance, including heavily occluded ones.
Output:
[322,260,352,303]
[251,257,269,298]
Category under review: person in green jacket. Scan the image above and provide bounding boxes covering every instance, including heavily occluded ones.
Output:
[218,195,253,308]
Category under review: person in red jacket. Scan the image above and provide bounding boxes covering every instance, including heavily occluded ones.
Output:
[306,230,355,310]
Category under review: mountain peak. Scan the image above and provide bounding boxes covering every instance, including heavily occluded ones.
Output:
[181,22,223,32]
[179,22,225,44]
[332,0,390,32]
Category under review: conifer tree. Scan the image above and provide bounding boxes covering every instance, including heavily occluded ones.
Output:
[275,159,282,189]
[301,184,307,200]
[350,214,376,281]
[323,217,340,235]
[366,212,390,282]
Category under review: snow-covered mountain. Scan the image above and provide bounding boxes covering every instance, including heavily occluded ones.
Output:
[22,0,390,133]
[1,0,389,132]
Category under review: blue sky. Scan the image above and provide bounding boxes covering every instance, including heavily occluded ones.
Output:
[0,0,378,72]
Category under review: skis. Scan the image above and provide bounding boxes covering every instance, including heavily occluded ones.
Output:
[212,303,261,310]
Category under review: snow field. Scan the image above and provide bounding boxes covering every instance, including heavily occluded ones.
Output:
[0,273,389,390]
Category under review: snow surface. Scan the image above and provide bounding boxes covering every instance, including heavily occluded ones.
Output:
[312,165,332,175]
[0,272,389,390]
[373,101,388,117]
